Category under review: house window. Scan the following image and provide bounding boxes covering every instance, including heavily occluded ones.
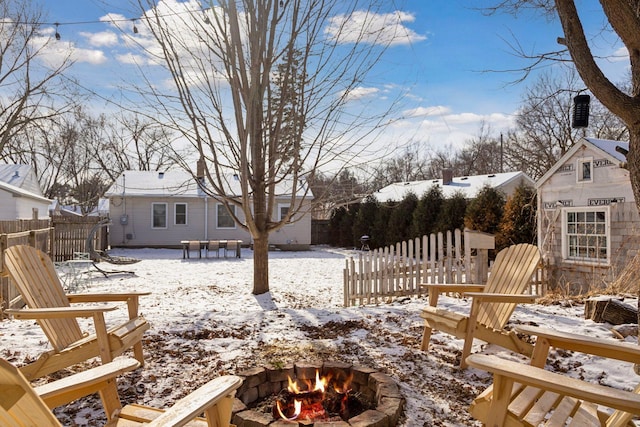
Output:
[563,208,609,264]
[217,204,235,228]
[278,203,291,222]
[152,203,167,228]
[175,203,187,225]
[577,157,593,183]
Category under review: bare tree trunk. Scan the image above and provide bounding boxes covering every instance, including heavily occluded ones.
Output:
[630,127,640,353]
[135,0,402,295]
[252,233,270,295]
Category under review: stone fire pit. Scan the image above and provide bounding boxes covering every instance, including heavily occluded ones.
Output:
[231,360,405,427]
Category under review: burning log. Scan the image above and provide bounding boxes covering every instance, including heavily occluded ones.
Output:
[234,360,404,427]
[274,389,326,420]
[273,369,356,422]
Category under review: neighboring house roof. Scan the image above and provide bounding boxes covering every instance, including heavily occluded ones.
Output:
[0,179,52,204]
[104,170,311,198]
[374,171,534,202]
[536,137,628,188]
[0,164,44,196]
[97,198,110,215]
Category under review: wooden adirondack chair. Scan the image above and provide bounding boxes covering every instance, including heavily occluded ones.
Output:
[0,356,242,426]
[420,243,541,368]
[467,325,640,426]
[2,244,150,381]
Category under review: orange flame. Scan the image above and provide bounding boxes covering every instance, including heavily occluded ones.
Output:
[277,369,351,421]
[276,399,302,420]
[287,370,327,394]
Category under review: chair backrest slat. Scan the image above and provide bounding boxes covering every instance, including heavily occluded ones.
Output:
[4,245,84,351]
[476,244,541,330]
[0,359,61,426]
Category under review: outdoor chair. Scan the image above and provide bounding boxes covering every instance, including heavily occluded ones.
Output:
[207,240,220,258]
[187,240,202,258]
[2,244,150,381]
[420,243,541,368]
[225,240,239,258]
[468,325,640,426]
[0,356,242,426]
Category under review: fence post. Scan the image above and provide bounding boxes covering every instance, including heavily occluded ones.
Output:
[421,235,428,285]
[343,259,349,307]
[429,233,436,284]
[437,232,444,283]
[414,237,421,296]
[454,229,463,283]
[383,245,390,298]
[445,230,453,283]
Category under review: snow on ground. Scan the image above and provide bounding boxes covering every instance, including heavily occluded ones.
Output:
[1,246,639,426]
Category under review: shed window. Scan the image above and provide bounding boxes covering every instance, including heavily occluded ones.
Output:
[217,204,236,229]
[152,203,167,229]
[175,203,187,225]
[278,203,292,222]
[577,157,593,183]
[563,208,609,264]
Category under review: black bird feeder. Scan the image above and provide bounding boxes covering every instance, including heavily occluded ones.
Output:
[572,94,590,128]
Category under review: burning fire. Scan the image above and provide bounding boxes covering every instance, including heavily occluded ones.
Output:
[274,369,352,421]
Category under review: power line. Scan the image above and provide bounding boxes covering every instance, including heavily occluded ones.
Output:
[3,7,210,29]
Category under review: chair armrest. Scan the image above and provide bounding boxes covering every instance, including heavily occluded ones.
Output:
[68,292,150,321]
[67,292,151,303]
[515,325,640,364]
[5,306,118,319]
[466,353,640,414]
[463,293,538,304]
[420,283,485,293]
[422,284,486,307]
[35,357,140,408]
[148,375,243,426]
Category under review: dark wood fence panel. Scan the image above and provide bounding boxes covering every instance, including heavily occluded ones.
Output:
[1,216,108,313]
[0,219,50,234]
[0,228,52,311]
[50,216,107,262]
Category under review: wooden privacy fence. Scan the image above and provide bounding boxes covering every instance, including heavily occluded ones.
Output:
[0,216,108,312]
[343,229,546,307]
[50,216,108,262]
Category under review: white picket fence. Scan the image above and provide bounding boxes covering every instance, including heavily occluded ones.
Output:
[342,229,546,307]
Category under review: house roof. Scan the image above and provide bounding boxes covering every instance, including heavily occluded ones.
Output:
[104,170,311,198]
[0,180,52,204]
[0,164,43,195]
[536,137,628,188]
[374,171,533,202]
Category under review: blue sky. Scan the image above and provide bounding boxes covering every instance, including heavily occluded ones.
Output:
[39,1,628,159]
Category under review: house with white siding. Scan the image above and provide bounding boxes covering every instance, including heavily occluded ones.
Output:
[104,170,313,249]
[536,137,640,293]
[374,170,534,202]
[0,165,52,220]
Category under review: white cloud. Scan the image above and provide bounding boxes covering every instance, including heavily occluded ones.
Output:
[611,46,629,62]
[343,86,379,101]
[72,48,108,65]
[81,31,119,47]
[403,106,451,118]
[116,52,147,65]
[326,11,426,46]
[29,30,107,68]
[380,106,515,155]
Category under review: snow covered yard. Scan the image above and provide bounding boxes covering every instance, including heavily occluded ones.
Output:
[1,246,638,426]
